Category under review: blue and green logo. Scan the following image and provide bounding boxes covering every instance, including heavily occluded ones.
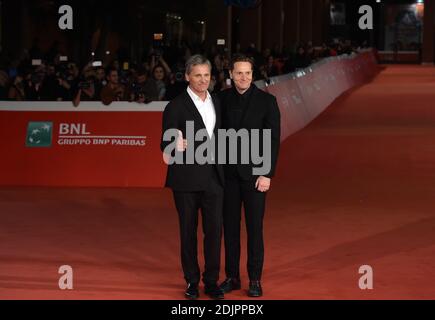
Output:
[26,122,53,148]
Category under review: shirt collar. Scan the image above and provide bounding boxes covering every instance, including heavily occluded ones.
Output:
[233,84,254,98]
[187,86,212,103]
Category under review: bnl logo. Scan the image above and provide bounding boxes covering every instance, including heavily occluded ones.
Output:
[26,122,53,148]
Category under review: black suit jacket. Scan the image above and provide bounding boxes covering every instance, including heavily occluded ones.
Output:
[160,90,225,191]
[219,85,281,180]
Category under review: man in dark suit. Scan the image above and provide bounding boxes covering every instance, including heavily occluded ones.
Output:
[160,55,225,300]
[218,54,281,297]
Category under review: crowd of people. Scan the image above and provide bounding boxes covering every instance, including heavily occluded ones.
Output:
[0,39,367,106]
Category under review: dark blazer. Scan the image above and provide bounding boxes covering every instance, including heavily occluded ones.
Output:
[219,84,281,180]
[160,90,225,191]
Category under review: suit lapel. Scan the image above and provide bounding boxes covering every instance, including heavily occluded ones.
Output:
[239,85,258,127]
[212,94,221,138]
[183,91,206,130]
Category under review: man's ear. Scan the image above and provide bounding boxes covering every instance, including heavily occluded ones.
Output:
[185,73,189,82]
[229,71,233,79]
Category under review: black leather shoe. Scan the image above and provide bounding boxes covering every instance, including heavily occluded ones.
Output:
[204,284,225,300]
[248,281,263,297]
[219,278,241,293]
[185,283,199,300]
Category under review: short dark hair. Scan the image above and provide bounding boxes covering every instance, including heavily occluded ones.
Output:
[137,67,148,77]
[106,67,118,76]
[230,54,255,71]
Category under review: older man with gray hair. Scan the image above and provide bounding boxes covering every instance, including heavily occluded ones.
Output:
[160,54,225,300]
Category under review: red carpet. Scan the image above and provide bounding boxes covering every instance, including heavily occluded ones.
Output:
[1,65,435,300]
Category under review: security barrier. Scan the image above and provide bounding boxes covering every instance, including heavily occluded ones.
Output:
[0,50,378,187]
[259,50,379,141]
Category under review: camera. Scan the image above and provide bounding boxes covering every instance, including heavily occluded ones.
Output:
[153,48,163,60]
[132,83,145,96]
[78,81,91,90]
[56,65,69,81]
[31,73,44,84]
[175,72,185,82]
[131,83,151,103]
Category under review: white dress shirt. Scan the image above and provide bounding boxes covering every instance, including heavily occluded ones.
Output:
[187,86,216,139]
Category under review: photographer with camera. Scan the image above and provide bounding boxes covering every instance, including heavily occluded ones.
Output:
[130,67,158,104]
[150,50,172,101]
[39,63,72,101]
[94,67,106,100]
[100,67,129,106]
[72,65,97,107]
[54,64,73,101]
[8,73,26,101]
[165,64,188,101]
[26,69,45,101]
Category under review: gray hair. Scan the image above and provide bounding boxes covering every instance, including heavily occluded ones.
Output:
[185,54,212,75]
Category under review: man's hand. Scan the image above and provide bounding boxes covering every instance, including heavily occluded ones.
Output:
[176,130,188,152]
[255,176,271,193]
[163,130,187,165]
[83,87,94,97]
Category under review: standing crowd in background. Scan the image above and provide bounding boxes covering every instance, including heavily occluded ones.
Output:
[0,39,369,106]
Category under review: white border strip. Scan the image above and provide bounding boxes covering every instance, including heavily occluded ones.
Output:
[0,101,168,112]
